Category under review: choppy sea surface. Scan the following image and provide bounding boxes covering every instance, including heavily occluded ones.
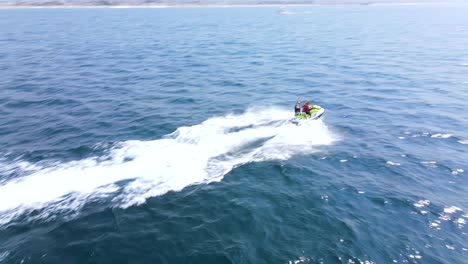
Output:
[0,4,467,264]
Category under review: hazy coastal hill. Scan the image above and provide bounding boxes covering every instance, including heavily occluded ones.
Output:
[0,0,460,6]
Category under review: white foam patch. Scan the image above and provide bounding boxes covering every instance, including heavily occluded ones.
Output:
[408,254,422,259]
[414,200,430,208]
[430,133,452,139]
[386,161,400,166]
[435,205,465,227]
[0,160,42,180]
[458,140,468,144]
[444,206,462,214]
[349,260,375,264]
[287,256,310,264]
[421,161,437,168]
[0,108,337,225]
[451,169,464,175]
[0,251,9,262]
[439,214,451,221]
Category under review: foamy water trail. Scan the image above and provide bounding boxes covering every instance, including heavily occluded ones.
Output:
[0,108,336,225]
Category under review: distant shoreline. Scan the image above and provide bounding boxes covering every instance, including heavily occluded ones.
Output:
[0,2,457,9]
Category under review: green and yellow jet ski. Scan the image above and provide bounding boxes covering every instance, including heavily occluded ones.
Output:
[291,105,325,125]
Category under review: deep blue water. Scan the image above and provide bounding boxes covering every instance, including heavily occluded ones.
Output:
[0,4,468,264]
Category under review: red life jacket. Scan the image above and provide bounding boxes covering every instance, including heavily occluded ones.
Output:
[302,104,310,113]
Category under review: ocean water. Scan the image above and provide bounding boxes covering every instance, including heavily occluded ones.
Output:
[0,4,467,264]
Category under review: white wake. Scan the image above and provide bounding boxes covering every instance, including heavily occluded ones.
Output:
[0,108,336,225]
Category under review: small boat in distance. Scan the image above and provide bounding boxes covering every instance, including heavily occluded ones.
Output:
[278,7,294,15]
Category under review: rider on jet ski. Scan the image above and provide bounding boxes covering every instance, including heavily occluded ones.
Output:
[291,98,325,124]
[302,101,311,115]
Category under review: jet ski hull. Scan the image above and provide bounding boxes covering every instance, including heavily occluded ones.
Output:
[290,108,325,125]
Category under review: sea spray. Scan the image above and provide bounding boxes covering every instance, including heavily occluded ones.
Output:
[0,108,336,225]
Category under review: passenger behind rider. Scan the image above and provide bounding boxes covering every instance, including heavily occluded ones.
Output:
[294,97,301,114]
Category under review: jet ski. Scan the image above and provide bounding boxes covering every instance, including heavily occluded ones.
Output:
[290,105,325,125]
